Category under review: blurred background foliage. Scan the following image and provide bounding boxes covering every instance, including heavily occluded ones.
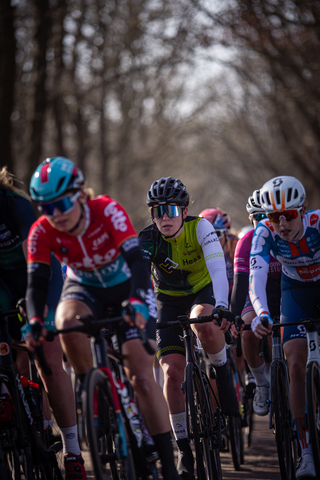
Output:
[1,0,320,232]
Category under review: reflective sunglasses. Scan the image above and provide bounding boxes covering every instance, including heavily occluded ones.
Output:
[151,205,183,219]
[38,191,80,217]
[267,208,301,224]
[250,213,267,222]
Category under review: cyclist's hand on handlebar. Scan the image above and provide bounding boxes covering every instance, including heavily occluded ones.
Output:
[230,323,241,338]
[21,317,47,353]
[214,306,234,333]
[251,313,273,339]
[122,298,149,329]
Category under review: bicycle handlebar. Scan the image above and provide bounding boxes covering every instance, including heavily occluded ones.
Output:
[157,308,233,345]
[41,313,155,375]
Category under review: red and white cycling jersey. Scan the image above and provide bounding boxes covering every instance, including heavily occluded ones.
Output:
[27,195,138,288]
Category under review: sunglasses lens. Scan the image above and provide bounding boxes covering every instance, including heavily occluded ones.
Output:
[38,192,79,217]
[253,213,267,222]
[267,209,299,223]
[38,204,54,215]
[152,205,182,219]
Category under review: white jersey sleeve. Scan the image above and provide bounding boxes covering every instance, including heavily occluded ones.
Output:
[196,218,229,309]
[249,224,271,315]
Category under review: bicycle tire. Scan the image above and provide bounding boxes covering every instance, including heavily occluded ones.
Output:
[186,362,219,480]
[228,415,242,471]
[83,367,136,480]
[242,394,254,448]
[271,361,295,480]
[306,361,320,477]
[1,422,34,480]
[227,355,244,470]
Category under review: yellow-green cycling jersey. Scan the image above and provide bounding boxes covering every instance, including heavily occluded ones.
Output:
[138,216,229,306]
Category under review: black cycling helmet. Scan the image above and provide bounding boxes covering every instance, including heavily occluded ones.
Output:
[147,177,189,207]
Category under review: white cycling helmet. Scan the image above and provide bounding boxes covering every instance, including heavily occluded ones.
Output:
[238,225,254,239]
[246,189,264,214]
[260,176,306,212]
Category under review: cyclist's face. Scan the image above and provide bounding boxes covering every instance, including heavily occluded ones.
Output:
[153,204,188,238]
[46,192,85,234]
[271,208,305,242]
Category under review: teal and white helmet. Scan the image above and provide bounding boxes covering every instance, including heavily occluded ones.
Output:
[30,157,84,203]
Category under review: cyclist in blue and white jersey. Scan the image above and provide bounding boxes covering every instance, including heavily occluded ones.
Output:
[249,175,320,479]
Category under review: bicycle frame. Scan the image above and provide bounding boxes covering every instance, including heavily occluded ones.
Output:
[0,309,34,439]
[89,325,129,459]
[268,323,291,431]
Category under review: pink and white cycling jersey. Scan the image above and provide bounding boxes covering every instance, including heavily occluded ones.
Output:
[27,195,138,288]
[234,229,282,279]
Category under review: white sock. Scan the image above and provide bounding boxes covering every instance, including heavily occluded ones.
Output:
[169,412,187,440]
[206,346,227,367]
[60,425,81,455]
[249,364,269,387]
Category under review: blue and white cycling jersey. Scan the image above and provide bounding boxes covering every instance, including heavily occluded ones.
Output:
[249,210,320,316]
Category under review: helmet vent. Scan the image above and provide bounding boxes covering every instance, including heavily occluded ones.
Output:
[56,177,66,193]
[287,188,293,202]
[264,192,271,206]
[275,190,281,205]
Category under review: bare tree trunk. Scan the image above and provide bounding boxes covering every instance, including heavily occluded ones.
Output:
[25,0,51,179]
[0,0,16,172]
[52,0,67,156]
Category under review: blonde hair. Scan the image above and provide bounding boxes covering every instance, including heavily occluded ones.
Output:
[0,166,30,200]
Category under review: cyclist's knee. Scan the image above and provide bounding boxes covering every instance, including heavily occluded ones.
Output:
[161,359,185,385]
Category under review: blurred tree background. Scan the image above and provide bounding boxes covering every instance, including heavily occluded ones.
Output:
[1,0,320,232]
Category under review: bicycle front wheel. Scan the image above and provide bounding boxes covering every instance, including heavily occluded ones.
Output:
[271,361,295,480]
[83,368,136,480]
[306,361,320,477]
[186,363,218,480]
[227,414,243,471]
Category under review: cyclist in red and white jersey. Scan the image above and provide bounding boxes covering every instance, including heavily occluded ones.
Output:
[230,189,281,416]
[249,176,320,479]
[25,157,180,480]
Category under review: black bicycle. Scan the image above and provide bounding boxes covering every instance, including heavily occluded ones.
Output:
[0,306,63,480]
[45,310,160,480]
[236,316,298,480]
[157,309,224,480]
[224,344,244,471]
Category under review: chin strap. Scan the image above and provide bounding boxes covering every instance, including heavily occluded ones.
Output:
[68,205,84,233]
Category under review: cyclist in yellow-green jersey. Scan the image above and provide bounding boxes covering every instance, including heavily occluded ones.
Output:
[139,177,238,480]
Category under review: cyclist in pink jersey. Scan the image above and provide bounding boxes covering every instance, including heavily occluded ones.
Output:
[200,208,238,300]
[230,190,281,416]
[25,157,180,480]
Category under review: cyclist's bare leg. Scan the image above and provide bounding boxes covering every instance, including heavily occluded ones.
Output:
[283,338,308,418]
[36,335,76,427]
[190,303,225,354]
[123,338,171,434]
[242,310,264,368]
[55,298,93,375]
[123,339,180,479]
[159,353,186,414]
